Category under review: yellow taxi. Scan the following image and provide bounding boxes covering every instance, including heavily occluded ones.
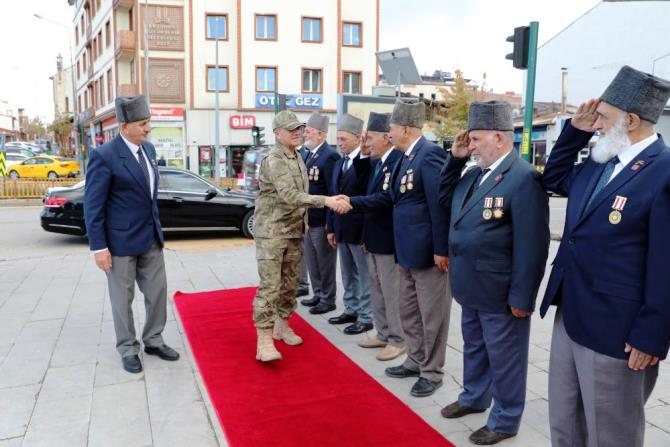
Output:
[7,155,81,179]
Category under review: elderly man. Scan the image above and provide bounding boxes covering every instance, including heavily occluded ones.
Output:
[541,65,670,447]
[322,114,374,335]
[299,112,341,311]
[84,95,179,373]
[357,112,406,361]
[344,99,452,397]
[438,101,550,444]
[252,110,349,362]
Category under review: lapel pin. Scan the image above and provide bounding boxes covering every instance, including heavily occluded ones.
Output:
[494,175,503,182]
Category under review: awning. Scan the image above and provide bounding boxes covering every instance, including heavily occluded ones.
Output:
[0,128,14,136]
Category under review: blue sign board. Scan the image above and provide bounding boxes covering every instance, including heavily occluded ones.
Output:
[255,94,323,109]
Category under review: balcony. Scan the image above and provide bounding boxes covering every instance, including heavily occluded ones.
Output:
[113,0,134,9]
[117,83,138,97]
[115,30,136,60]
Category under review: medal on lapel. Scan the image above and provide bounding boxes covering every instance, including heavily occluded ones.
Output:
[493,197,504,219]
[631,160,644,171]
[383,172,391,191]
[400,175,407,194]
[407,170,414,191]
[609,195,627,224]
[483,197,493,220]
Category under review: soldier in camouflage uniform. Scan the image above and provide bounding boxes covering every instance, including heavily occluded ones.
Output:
[253,110,348,362]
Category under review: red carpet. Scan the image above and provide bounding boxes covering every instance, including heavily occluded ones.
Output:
[174,287,455,447]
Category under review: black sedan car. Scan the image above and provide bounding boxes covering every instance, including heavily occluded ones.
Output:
[40,167,256,238]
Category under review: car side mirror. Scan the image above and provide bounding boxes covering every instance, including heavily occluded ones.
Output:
[205,187,218,201]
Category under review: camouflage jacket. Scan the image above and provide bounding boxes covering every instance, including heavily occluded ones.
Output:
[253,143,326,238]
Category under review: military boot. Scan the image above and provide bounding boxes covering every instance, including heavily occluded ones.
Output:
[256,328,282,362]
[273,317,303,346]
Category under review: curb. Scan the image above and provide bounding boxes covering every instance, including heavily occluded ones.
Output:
[0,199,43,207]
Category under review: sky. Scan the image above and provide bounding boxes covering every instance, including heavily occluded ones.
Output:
[0,0,601,124]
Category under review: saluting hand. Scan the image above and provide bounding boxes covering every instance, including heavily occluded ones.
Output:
[451,131,472,160]
[571,99,600,132]
[625,343,659,371]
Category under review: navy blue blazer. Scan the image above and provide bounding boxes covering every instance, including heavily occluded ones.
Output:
[439,151,550,313]
[84,134,164,257]
[304,143,340,228]
[361,149,402,255]
[351,137,450,269]
[327,152,371,244]
[541,121,670,360]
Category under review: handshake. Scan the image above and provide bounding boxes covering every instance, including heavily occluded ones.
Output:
[324,195,352,214]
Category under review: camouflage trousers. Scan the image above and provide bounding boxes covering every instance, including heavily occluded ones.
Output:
[253,237,304,329]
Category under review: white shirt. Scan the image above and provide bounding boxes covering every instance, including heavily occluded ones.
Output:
[343,146,368,171]
[120,133,155,196]
[608,133,658,184]
[480,150,513,185]
[404,137,422,158]
[380,146,395,165]
[309,142,324,157]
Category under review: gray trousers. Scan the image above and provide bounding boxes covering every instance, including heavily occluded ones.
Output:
[304,226,337,304]
[298,254,309,289]
[338,242,372,324]
[367,252,404,346]
[106,240,167,357]
[549,309,658,447]
[399,265,452,382]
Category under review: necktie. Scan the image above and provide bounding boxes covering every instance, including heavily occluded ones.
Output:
[342,155,350,172]
[137,147,151,191]
[584,156,619,212]
[373,160,383,178]
[463,167,489,205]
[305,150,314,162]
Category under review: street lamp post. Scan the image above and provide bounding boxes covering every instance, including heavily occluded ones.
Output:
[33,13,81,168]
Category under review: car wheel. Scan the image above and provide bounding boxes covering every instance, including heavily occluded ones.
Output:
[8,171,19,179]
[47,171,58,179]
[241,209,255,239]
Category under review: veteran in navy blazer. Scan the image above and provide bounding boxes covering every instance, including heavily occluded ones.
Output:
[323,113,373,334]
[438,101,549,445]
[541,66,670,447]
[300,113,341,313]
[347,99,452,398]
[85,95,179,375]
[356,112,406,361]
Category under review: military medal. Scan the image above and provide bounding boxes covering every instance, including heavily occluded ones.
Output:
[609,195,627,224]
[314,167,319,181]
[400,175,407,194]
[483,197,493,220]
[383,173,391,191]
[631,160,645,171]
[407,172,414,191]
[493,197,504,219]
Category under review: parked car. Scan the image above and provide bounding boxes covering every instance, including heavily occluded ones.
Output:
[40,167,256,238]
[7,155,81,179]
[5,141,42,153]
[5,153,28,167]
[4,146,36,158]
[4,142,39,156]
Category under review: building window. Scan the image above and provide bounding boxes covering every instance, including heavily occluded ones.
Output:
[105,21,111,48]
[99,78,105,106]
[98,31,103,56]
[206,66,229,92]
[78,95,82,113]
[206,14,228,40]
[77,60,81,79]
[107,69,112,102]
[82,53,86,72]
[75,25,79,45]
[65,97,70,114]
[302,17,322,43]
[256,67,276,92]
[255,14,277,40]
[343,22,362,47]
[343,71,361,94]
[302,68,322,93]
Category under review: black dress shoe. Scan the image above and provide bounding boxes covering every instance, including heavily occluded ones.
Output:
[295,287,310,297]
[122,355,143,374]
[441,401,487,419]
[309,302,336,315]
[144,344,180,361]
[469,426,516,445]
[343,322,373,334]
[410,377,443,397]
[301,296,320,307]
[328,313,358,325]
[385,365,420,378]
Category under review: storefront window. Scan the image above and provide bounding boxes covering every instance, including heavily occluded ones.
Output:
[151,127,184,168]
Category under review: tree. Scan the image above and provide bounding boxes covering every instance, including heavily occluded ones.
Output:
[434,70,473,141]
[49,115,73,157]
[23,116,47,140]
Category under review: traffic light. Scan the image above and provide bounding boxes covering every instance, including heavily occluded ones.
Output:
[251,126,265,146]
[506,26,530,69]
